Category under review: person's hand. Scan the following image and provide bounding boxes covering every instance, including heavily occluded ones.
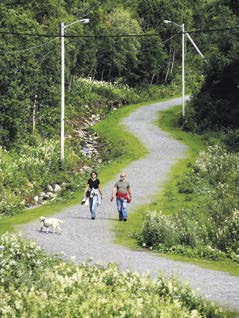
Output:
[110,196,114,202]
[127,194,132,203]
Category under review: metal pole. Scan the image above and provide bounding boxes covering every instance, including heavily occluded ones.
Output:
[164,20,204,117]
[61,22,65,160]
[60,19,89,161]
[186,32,204,58]
[182,23,185,117]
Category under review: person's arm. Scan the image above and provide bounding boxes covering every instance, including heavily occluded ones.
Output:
[83,180,90,197]
[127,185,132,200]
[81,182,90,205]
[111,186,117,201]
[98,183,103,198]
[83,184,89,197]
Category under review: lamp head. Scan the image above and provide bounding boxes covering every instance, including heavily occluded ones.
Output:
[163,20,171,24]
[81,18,90,24]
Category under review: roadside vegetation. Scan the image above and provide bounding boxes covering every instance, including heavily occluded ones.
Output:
[0,232,234,318]
[136,108,239,261]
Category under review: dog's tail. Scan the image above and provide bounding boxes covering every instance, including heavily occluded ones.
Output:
[59,220,65,224]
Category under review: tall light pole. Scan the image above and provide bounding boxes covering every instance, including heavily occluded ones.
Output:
[164,20,204,117]
[61,18,89,160]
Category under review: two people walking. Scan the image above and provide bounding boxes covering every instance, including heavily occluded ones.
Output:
[82,171,132,221]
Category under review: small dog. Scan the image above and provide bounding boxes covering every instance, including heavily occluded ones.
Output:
[39,216,65,234]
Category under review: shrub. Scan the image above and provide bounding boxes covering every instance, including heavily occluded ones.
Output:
[222,128,239,152]
[0,140,85,215]
[0,233,224,317]
[217,210,239,254]
[141,211,179,247]
[139,145,239,261]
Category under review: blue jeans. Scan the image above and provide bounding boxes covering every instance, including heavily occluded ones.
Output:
[116,197,128,220]
[89,195,98,218]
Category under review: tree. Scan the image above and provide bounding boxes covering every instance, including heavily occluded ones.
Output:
[184,1,239,131]
[93,7,142,83]
[131,31,167,85]
[0,3,63,148]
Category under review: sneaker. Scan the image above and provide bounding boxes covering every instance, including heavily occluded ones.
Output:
[119,218,122,221]
[123,218,127,222]
[91,216,95,220]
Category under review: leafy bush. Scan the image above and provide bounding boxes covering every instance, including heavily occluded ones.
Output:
[138,145,239,261]
[217,210,239,256]
[0,233,224,317]
[139,210,212,250]
[181,51,239,133]
[222,129,239,152]
[140,211,179,247]
[0,140,85,215]
[0,233,58,289]
[68,78,140,116]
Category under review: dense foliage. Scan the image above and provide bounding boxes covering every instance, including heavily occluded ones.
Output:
[0,0,239,293]
[1,0,239,149]
[182,0,239,131]
[137,145,239,262]
[0,233,225,317]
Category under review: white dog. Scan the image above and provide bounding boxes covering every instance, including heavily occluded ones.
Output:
[39,216,65,234]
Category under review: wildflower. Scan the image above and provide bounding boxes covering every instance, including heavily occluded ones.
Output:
[71,256,76,262]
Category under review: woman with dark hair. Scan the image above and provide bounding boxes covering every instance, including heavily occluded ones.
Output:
[83,171,103,219]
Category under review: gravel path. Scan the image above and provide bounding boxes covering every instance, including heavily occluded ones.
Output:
[22,97,239,312]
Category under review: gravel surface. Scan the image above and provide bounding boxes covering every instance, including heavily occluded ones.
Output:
[22,97,239,312]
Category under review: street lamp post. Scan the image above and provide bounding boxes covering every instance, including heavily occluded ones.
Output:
[163,20,204,117]
[182,23,185,117]
[60,19,89,160]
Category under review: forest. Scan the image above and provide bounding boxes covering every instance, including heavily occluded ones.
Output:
[0,0,238,150]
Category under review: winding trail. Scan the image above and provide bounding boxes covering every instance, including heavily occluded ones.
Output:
[23,98,239,312]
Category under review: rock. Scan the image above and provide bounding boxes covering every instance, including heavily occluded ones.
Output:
[40,192,49,200]
[47,184,53,192]
[54,184,61,192]
[46,192,56,199]
[34,195,39,206]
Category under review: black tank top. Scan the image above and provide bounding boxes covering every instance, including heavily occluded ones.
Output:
[88,178,100,189]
